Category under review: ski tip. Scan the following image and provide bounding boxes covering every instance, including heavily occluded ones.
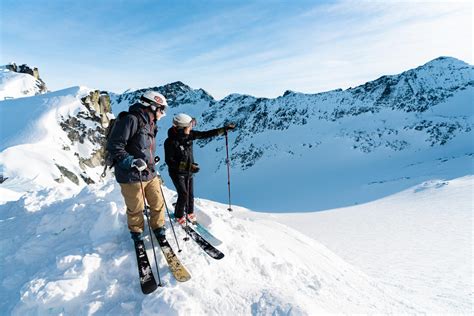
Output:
[176,274,192,282]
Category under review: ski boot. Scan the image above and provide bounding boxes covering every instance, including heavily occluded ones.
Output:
[186,213,197,224]
[153,226,167,246]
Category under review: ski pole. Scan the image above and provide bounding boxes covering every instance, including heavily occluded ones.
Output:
[158,180,182,252]
[153,157,182,251]
[183,169,191,242]
[138,170,163,287]
[224,131,233,212]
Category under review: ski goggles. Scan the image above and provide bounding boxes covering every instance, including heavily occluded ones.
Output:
[150,104,167,114]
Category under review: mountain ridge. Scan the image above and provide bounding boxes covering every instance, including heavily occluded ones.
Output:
[0,56,472,211]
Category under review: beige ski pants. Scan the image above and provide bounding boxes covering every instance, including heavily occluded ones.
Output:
[119,176,165,233]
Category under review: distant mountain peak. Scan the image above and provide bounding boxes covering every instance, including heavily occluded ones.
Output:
[162,80,192,91]
[422,56,469,67]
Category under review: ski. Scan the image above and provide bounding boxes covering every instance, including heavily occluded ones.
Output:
[183,225,225,260]
[170,211,222,246]
[133,240,158,294]
[190,221,222,246]
[157,239,191,282]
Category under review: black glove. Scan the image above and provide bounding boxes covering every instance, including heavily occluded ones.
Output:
[191,163,200,173]
[225,123,236,131]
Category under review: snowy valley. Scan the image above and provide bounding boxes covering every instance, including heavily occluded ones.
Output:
[0,57,472,315]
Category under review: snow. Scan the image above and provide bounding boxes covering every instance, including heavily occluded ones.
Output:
[0,186,23,204]
[0,86,103,199]
[273,176,474,313]
[0,66,42,100]
[0,86,85,152]
[1,176,471,314]
[0,181,415,314]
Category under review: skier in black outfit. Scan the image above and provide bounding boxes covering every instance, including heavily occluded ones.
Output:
[164,113,235,225]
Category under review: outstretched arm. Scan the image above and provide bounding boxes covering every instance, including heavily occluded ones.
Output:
[191,124,236,140]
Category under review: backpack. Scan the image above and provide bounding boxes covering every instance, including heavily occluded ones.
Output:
[101,111,145,177]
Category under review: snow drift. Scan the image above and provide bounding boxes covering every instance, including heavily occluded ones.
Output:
[1,180,426,315]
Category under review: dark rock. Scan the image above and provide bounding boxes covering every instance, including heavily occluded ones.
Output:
[55,164,79,185]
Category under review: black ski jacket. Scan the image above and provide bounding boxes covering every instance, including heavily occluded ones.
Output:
[106,103,158,183]
[164,126,225,175]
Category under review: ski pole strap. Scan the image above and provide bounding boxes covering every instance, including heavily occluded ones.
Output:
[101,165,108,178]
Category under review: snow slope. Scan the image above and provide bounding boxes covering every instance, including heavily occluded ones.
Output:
[0,87,107,204]
[1,176,471,314]
[1,179,429,315]
[274,176,473,313]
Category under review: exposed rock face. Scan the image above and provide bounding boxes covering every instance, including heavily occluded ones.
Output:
[55,164,80,185]
[56,90,113,184]
[111,57,473,173]
[0,175,8,184]
[81,90,112,127]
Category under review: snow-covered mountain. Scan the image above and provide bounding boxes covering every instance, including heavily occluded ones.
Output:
[0,82,112,204]
[0,63,48,100]
[111,56,473,211]
[0,57,472,314]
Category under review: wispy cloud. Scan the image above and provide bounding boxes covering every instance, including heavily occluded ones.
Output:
[164,0,473,98]
[2,0,471,98]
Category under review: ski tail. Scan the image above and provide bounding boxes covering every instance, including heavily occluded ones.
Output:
[134,240,158,294]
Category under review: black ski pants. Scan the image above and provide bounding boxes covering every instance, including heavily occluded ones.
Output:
[169,172,194,218]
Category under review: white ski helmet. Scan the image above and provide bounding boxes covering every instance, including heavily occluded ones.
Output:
[173,113,193,128]
[140,90,168,110]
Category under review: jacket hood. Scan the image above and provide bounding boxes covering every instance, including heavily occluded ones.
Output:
[128,102,147,113]
[128,103,151,123]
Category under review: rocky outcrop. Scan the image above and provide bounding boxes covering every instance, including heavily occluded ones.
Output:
[56,90,112,179]
[0,175,8,184]
[7,62,48,94]
[55,164,79,185]
[81,90,112,128]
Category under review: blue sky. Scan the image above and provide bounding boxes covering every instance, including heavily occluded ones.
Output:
[1,0,472,99]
